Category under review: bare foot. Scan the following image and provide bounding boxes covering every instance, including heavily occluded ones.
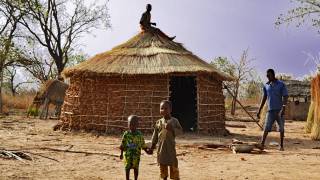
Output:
[169,36,176,41]
[256,143,265,150]
[279,147,284,151]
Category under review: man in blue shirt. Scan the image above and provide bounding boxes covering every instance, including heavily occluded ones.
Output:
[257,69,288,151]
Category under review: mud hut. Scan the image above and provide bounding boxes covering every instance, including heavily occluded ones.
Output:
[59,30,232,134]
[305,74,320,140]
[283,80,310,121]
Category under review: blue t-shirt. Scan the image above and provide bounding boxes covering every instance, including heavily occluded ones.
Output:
[263,80,288,111]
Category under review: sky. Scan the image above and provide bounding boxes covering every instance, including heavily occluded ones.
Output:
[80,0,320,79]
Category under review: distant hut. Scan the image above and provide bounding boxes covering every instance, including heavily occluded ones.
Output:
[283,80,310,121]
[59,31,232,134]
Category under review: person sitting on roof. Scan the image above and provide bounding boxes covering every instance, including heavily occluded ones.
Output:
[140,4,176,41]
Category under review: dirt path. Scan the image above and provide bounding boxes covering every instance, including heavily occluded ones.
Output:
[1,116,320,180]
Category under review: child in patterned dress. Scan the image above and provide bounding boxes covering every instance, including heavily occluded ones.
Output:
[120,115,151,180]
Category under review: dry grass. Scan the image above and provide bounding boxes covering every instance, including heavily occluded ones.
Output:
[305,74,320,140]
[305,101,314,133]
[225,96,261,111]
[2,93,34,111]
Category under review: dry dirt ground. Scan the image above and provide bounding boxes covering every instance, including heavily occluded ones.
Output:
[1,115,320,180]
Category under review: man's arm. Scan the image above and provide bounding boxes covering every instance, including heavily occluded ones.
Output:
[257,86,267,119]
[282,96,288,105]
[280,95,288,116]
[257,95,267,119]
[280,83,289,116]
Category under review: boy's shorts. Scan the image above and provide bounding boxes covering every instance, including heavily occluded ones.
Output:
[264,110,284,133]
[160,162,179,180]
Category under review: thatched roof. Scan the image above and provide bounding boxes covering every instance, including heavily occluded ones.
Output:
[63,31,232,80]
[283,80,310,98]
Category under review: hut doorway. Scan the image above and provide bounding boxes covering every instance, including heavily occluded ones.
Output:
[169,76,197,132]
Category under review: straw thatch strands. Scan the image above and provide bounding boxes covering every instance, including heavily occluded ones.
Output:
[59,30,232,134]
[305,101,314,133]
[305,74,320,140]
[63,31,232,80]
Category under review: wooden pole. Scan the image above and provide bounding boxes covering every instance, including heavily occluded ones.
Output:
[223,83,263,130]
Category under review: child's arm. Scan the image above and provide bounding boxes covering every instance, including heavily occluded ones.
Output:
[120,132,127,159]
[120,145,124,159]
[173,119,183,136]
[150,125,159,151]
[140,135,152,155]
[165,119,183,136]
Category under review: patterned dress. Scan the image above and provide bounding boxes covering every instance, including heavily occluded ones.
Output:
[121,130,146,170]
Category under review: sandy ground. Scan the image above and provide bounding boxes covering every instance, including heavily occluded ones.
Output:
[1,115,320,180]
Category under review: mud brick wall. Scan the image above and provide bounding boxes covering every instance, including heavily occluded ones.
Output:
[61,75,169,133]
[197,74,226,134]
[61,73,227,135]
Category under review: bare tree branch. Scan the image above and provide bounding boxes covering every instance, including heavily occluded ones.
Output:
[6,0,110,76]
[276,0,320,33]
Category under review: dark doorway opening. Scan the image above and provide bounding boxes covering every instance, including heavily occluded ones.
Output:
[169,76,197,132]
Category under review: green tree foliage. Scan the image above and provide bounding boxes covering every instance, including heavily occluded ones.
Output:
[244,79,263,99]
[66,52,88,68]
[211,56,236,77]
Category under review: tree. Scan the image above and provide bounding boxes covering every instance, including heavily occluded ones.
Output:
[4,65,32,96]
[244,72,263,99]
[0,0,25,113]
[211,49,256,115]
[276,0,320,33]
[211,56,236,77]
[66,51,88,68]
[21,40,88,84]
[20,39,58,84]
[7,0,110,76]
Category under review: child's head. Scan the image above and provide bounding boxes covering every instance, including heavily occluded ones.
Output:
[160,100,172,117]
[128,115,139,132]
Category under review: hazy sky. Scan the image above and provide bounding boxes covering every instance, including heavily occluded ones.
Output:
[80,0,320,79]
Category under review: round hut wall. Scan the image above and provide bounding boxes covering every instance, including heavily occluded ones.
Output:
[60,73,226,134]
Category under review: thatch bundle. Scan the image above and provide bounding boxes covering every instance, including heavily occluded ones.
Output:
[305,74,320,140]
[305,101,314,133]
